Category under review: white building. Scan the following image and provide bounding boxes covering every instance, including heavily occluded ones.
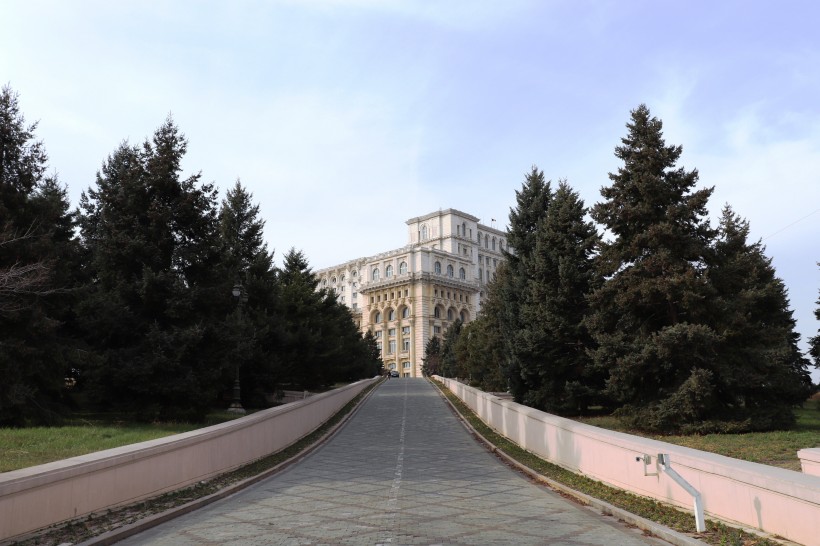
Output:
[316,209,507,377]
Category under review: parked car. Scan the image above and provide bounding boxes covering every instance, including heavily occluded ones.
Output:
[389,371,400,378]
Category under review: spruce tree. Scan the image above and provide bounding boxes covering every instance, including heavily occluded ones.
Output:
[588,104,718,431]
[707,206,813,429]
[501,166,552,401]
[0,85,82,425]
[218,180,280,407]
[422,336,441,376]
[78,118,224,421]
[810,265,820,370]
[278,248,329,389]
[519,181,602,414]
[439,319,463,378]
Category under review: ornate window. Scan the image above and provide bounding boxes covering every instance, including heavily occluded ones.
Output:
[402,307,410,319]
[374,312,382,324]
[399,261,407,274]
[461,311,467,322]
[447,264,454,278]
[421,225,428,240]
[372,268,380,281]
[331,276,337,284]
[447,309,454,320]
[388,309,395,321]
[434,307,441,318]
[485,234,489,248]
[459,267,466,280]
[492,237,496,251]
[434,261,441,274]
[385,264,393,278]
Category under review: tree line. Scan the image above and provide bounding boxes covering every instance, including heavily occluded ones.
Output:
[0,85,381,426]
[426,104,819,434]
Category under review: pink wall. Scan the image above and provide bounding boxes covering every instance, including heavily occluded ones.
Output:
[438,377,820,546]
[0,378,378,542]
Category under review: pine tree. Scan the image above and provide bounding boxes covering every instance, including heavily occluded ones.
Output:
[519,181,602,414]
[587,104,718,431]
[706,206,813,429]
[0,85,82,425]
[78,117,224,421]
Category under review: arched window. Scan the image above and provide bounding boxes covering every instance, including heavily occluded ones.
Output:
[402,307,410,319]
[399,261,407,274]
[459,267,466,280]
[322,279,327,286]
[500,239,504,251]
[375,312,382,324]
[434,261,441,274]
[434,307,441,318]
[388,308,395,321]
[385,264,393,278]
[341,275,345,282]
[462,222,466,236]
[447,264,454,278]
[372,268,380,281]
[331,276,337,284]
[421,225,428,240]
[492,237,496,251]
[485,234,489,248]
[447,309,454,320]
[479,268,483,282]
[352,270,357,277]
[477,231,481,242]
[460,310,467,322]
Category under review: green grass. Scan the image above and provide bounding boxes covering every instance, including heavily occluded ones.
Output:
[0,412,246,473]
[574,403,820,471]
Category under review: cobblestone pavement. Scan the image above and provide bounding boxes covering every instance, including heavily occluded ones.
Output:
[118,379,670,545]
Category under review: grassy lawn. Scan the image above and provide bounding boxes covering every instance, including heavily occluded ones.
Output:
[574,403,820,471]
[0,412,245,473]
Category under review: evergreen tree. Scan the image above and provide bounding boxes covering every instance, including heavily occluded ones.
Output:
[218,180,280,407]
[0,85,82,425]
[453,316,506,391]
[463,265,511,392]
[501,166,552,401]
[278,248,332,389]
[587,104,718,431]
[439,319,463,378]
[706,206,813,429]
[810,265,820,370]
[519,181,602,414]
[422,336,441,376]
[78,118,224,421]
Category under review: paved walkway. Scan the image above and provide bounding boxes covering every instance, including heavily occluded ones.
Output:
[118,379,669,545]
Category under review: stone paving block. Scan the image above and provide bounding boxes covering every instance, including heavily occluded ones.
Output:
[118,379,672,546]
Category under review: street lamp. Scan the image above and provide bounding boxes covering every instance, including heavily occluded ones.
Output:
[227,282,247,414]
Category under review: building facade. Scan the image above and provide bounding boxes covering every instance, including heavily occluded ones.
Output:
[315,209,507,377]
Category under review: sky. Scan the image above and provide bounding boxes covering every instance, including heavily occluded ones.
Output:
[2,0,818,377]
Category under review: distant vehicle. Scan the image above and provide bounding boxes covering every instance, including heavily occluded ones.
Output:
[389,371,400,377]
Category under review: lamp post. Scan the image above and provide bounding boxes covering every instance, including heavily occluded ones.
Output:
[227,282,247,414]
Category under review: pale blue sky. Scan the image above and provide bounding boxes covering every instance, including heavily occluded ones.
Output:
[2,0,818,375]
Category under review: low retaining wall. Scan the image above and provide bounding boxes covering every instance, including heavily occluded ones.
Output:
[799,448,820,477]
[436,377,820,546]
[0,378,378,542]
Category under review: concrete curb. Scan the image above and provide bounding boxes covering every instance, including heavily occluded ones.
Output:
[72,379,384,546]
[430,379,707,546]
